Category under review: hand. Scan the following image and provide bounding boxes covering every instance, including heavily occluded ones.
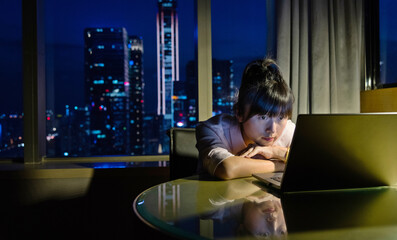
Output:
[240,144,287,161]
[239,144,275,160]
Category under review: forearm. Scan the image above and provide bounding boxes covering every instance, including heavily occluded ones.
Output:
[214,156,285,180]
[220,180,265,200]
[240,145,289,162]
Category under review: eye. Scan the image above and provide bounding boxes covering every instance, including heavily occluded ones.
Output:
[260,232,270,237]
[259,115,269,120]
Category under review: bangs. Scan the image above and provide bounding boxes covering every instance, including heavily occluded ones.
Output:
[242,82,294,121]
[251,94,293,118]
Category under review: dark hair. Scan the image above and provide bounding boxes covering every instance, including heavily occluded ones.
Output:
[234,58,294,122]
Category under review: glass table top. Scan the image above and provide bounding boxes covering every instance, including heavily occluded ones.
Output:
[134,175,397,239]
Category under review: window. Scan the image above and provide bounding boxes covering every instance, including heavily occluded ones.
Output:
[45,0,196,157]
[0,0,23,159]
[211,0,274,115]
[379,0,397,87]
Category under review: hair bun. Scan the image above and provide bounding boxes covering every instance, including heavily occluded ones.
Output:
[261,58,283,83]
[261,58,277,69]
[241,58,284,88]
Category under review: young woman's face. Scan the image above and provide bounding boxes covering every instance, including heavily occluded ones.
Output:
[240,114,288,146]
[242,199,287,237]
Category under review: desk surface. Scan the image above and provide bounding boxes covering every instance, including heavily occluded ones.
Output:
[134,175,397,240]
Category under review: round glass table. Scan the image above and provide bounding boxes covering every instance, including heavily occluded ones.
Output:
[134,175,397,239]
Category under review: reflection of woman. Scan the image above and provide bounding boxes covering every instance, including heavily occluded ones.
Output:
[239,194,287,238]
[197,178,287,239]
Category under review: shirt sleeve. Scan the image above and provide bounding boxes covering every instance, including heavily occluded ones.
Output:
[196,122,234,176]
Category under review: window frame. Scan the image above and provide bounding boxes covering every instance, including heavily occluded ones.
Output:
[364,0,380,90]
[23,0,46,164]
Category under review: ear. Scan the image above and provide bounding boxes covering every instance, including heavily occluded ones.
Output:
[236,113,244,123]
[235,109,244,123]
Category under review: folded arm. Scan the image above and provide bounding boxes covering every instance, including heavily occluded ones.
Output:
[214,156,285,180]
[240,145,289,162]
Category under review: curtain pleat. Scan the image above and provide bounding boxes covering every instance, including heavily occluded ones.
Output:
[276,0,364,122]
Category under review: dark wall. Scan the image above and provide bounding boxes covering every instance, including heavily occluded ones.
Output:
[0,167,177,239]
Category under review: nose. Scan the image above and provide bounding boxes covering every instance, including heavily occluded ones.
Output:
[266,211,277,222]
[265,118,276,134]
[265,212,277,233]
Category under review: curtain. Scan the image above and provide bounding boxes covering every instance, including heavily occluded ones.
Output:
[275,0,365,122]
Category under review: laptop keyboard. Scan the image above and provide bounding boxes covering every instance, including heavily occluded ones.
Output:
[271,176,282,182]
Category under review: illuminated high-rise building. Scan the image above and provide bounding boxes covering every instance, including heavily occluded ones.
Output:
[212,59,235,115]
[185,59,235,120]
[185,61,198,128]
[52,106,90,157]
[128,36,144,155]
[0,113,24,158]
[157,0,179,153]
[173,80,188,127]
[84,27,130,155]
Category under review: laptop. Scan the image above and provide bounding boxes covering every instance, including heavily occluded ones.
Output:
[253,113,397,193]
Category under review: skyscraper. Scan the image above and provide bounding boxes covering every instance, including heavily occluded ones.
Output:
[173,80,188,127]
[52,106,90,157]
[212,59,235,115]
[84,27,130,155]
[128,36,144,155]
[157,0,179,153]
[174,60,199,128]
[185,59,235,120]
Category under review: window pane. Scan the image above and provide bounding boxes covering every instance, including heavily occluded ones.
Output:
[0,0,23,159]
[45,0,196,157]
[380,0,397,87]
[211,0,273,116]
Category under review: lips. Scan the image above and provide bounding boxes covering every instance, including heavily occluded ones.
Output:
[263,207,276,213]
[262,137,274,142]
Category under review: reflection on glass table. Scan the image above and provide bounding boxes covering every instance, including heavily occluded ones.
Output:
[133,175,397,240]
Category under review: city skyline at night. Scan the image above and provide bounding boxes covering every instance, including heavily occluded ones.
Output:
[0,0,239,157]
[0,0,274,115]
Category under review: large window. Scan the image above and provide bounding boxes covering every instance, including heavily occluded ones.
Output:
[379,0,397,87]
[211,0,274,116]
[0,0,23,159]
[9,0,385,162]
[44,0,196,158]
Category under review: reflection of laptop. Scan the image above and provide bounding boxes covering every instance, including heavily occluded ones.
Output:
[253,113,397,193]
[281,186,397,235]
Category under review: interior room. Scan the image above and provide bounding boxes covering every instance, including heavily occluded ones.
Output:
[1,0,396,239]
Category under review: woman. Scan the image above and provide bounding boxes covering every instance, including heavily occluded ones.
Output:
[195,58,295,179]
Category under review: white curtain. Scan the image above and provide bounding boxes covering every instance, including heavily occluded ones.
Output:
[275,0,365,122]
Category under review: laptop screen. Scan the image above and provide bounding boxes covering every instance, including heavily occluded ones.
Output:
[280,113,397,192]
